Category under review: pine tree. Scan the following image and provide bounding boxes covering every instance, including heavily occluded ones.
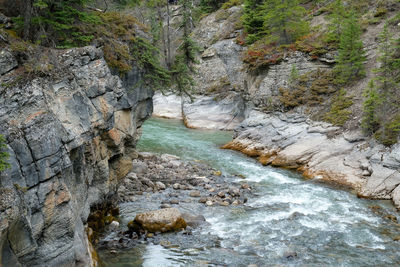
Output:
[333,11,366,85]
[262,0,308,45]
[364,22,400,144]
[362,80,381,134]
[242,0,265,44]
[172,0,200,97]
[326,0,348,43]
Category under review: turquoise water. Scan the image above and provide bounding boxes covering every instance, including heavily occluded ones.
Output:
[100,117,400,266]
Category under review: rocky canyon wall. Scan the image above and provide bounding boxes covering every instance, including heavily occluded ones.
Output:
[0,46,153,266]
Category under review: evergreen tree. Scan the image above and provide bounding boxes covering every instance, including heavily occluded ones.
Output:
[362,22,400,144]
[19,0,100,47]
[198,0,227,14]
[326,0,348,43]
[362,80,381,134]
[242,0,265,44]
[262,0,308,45]
[333,11,366,85]
[172,0,200,97]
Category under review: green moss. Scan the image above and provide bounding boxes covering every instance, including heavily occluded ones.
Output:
[279,69,336,109]
[215,9,231,22]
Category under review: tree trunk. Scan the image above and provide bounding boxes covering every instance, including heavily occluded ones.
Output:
[166,0,172,69]
[23,0,33,40]
[157,6,169,69]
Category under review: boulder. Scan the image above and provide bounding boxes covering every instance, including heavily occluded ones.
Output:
[133,208,187,233]
[181,213,206,228]
[0,50,18,75]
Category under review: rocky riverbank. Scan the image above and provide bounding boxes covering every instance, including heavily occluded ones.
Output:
[222,110,400,208]
[151,4,400,210]
[152,92,400,208]
[118,152,250,206]
[95,152,252,252]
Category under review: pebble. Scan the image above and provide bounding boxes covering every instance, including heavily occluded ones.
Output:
[206,200,213,206]
[180,184,187,190]
[208,187,215,192]
[173,183,181,190]
[232,200,240,205]
[241,183,250,190]
[283,250,298,259]
[160,204,171,209]
[204,184,212,190]
[170,199,179,204]
[146,233,154,238]
[217,191,225,198]
[110,221,119,229]
[220,201,230,206]
[228,187,240,197]
[156,181,166,190]
[198,197,207,203]
[190,190,201,197]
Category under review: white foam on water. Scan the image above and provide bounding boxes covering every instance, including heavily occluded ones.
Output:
[299,218,329,230]
[243,167,300,184]
[142,244,182,267]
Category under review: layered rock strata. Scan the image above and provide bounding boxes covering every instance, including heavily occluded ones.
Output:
[0,46,153,266]
[223,111,400,207]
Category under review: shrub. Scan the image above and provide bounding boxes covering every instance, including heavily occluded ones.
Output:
[0,135,10,172]
[324,89,353,126]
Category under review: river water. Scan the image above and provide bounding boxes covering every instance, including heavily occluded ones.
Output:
[99,117,400,266]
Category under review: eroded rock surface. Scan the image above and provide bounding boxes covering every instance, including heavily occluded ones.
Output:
[0,46,153,266]
[223,110,400,207]
[152,92,246,130]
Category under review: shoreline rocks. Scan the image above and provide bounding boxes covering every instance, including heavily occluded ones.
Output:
[132,208,187,233]
[223,110,400,208]
[118,152,251,207]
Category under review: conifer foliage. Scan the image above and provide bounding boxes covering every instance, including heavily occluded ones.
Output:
[362,23,400,145]
[262,0,308,45]
[333,11,366,85]
[19,0,100,47]
[171,0,200,97]
[242,0,308,44]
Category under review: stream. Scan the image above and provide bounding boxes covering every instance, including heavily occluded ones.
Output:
[98,117,400,266]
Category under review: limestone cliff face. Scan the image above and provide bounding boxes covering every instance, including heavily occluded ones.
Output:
[0,46,153,266]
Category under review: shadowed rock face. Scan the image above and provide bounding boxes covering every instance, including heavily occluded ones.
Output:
[0,46,153,266]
